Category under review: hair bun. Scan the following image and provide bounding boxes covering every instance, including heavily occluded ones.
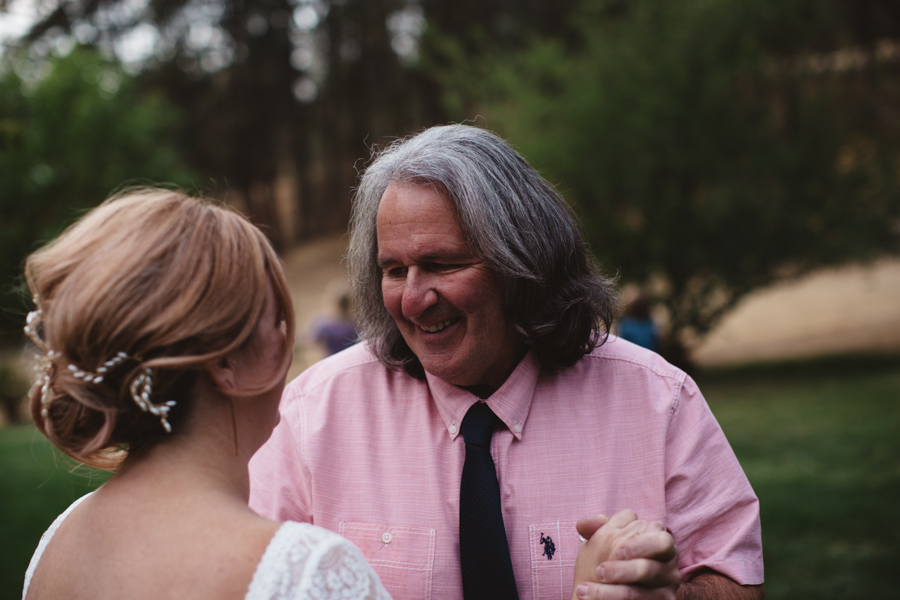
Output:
[29,348,124,468]
[23,189,295,470]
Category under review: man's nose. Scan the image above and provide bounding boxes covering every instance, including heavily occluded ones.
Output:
[401,268,438,318]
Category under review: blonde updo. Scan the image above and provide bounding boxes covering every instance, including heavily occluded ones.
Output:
[24,189,294,469]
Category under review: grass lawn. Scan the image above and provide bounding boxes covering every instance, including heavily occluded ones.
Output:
[698,354,900,599]
[1,353,898,599]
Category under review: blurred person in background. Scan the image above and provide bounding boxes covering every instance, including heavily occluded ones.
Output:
[20,190,391,600]
[617,293,660,353]
[311,291,358,356]
[250,125,764,600]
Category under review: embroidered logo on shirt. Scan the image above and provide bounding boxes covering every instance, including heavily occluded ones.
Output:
[539,533,556,560]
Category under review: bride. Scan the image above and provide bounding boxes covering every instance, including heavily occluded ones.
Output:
[21,189,391,600]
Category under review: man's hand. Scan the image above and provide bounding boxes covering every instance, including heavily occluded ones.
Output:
[572,509,681,600]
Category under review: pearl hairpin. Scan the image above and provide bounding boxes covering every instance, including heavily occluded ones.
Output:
[26,303,55,417]
[25,301,176,433]
[129,367,177,433]
[67,352,129,384]
[24,309,44,350]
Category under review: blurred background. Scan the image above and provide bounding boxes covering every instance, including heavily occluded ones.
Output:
[0,0,898,598]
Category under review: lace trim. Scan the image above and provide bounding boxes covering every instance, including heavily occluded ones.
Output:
[246,521,391,600]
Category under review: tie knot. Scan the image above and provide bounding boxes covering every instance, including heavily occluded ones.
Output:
[460,402,497,448]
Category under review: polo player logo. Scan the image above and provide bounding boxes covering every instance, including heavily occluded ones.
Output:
[539,532,556,560]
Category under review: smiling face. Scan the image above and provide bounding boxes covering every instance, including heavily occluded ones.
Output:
[376,182,523,394]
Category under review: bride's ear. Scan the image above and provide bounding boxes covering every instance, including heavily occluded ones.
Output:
[205,356,239,395]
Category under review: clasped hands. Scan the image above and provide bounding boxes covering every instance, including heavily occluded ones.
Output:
[572,510,681,600]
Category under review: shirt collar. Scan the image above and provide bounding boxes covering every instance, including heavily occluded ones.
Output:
[425,351,539,441]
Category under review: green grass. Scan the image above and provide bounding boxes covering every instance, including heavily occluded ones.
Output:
[698,354,900,599]
[0,427,109,600]
[1,354,898,599]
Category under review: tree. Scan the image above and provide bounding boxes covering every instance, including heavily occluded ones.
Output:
[2,0,591,342]
[9,0,584,247]
[445,0,900,366]
[10,0,438,247]
[0,47,195,339]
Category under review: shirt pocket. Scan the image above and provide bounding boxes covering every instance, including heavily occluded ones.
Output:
[528,521,581,600]
[338,521,435,600]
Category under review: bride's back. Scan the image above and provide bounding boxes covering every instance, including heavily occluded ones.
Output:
[24,484,278,600]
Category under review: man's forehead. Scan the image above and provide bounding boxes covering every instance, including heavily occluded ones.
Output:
[377,234,473,263]
[377,181,458,213]
[376,182,469,240]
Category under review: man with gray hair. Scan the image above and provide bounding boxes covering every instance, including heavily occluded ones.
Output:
[250,125,764,600]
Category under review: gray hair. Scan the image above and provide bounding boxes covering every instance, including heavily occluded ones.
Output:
[349,124,618,377]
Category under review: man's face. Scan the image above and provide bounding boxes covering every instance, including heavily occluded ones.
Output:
[376,182,522,394]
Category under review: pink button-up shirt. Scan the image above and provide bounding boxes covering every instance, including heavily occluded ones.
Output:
[249,337,763,600]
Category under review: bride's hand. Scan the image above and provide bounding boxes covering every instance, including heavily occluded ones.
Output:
[571,510,679,599]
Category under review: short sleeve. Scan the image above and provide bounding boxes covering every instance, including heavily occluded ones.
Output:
[302,535,392,600]
[246,522,392,600]
[249,384,313,523]
[664,376,764,584]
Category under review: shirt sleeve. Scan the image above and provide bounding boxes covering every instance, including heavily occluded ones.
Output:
[664,375,764,585]
[249,384,314,523]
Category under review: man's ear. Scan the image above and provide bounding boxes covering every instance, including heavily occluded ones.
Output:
[205,356,238,395]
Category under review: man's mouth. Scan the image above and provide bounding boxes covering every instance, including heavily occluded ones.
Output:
[420,319,456,333]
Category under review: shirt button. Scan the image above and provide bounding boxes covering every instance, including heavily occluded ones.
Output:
[449,425,457,434]
[381,532,393,544]
[513,423,522,433]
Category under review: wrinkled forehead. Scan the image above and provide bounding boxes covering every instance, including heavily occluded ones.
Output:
[376,178,472,245]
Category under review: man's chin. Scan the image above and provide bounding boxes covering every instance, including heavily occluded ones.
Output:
[418,358,464,384]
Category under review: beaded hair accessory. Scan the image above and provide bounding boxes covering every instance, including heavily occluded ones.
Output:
[25,308,55,418]
[24,300,177,432]
[130,368,176,433]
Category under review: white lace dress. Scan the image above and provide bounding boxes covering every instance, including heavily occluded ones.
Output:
[22,494,391,600]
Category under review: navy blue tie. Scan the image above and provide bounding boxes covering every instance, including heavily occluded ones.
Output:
[459,401,519,600]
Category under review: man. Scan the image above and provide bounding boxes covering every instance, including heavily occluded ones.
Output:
[250,125,764,599]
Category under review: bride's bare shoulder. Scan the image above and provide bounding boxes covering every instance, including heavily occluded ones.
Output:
[26,491,282,600]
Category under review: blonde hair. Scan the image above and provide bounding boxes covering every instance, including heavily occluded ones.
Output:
[24,189,295,469]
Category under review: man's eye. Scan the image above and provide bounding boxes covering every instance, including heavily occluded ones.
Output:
[430,263,457,271]
[384,266,407,278]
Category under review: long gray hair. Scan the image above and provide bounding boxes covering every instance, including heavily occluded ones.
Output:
[349,124,618,378]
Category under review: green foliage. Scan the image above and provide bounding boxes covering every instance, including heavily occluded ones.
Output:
[0,47,195,340]
[17,0,588,249]
[446,0,900,354]
[0,364,28,424]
